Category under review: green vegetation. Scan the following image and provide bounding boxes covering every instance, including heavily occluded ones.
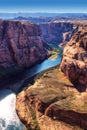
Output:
[29,106,40,130]
[48,44,62,60]
[48,50,59,60]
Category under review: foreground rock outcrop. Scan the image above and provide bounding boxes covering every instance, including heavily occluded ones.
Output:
[61,27,87,88]
[16,67,87,130]
[0,20,47,68]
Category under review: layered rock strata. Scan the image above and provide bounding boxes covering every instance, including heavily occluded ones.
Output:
[16,67,86,130]
[61,28,87,88]
[0,20,47,68]
[40,22,79,45]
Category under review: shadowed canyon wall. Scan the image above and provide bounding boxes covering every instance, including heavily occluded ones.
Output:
[40,22,79,46]
[0,20,47,69]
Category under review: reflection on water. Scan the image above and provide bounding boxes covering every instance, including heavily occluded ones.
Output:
[25,53,62,79]
[6,48,62,93]
[24,44,62,79]
[0,89,25,130]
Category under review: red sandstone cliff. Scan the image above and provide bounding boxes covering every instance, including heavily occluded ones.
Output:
[61,26,87,89]
[40,22,79,46]
[0,20,47,68]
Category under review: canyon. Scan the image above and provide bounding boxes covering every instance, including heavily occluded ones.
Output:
[0,20,86,70]
[16,22,87,130]
[0,19,86,130]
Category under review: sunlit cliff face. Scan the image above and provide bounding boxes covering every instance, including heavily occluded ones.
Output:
[61,28,87,89]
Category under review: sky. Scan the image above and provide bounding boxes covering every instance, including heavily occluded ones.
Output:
[0,0,87,13]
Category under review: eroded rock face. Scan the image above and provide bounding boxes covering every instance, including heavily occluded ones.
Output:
[61,29,87,87]
[16,67,86,130]
[40,22,79,45]
[0,20,47,68]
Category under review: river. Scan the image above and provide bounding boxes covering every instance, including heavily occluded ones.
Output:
[0,89,26,130]
[23,45,62,79]
[0,46,62,130]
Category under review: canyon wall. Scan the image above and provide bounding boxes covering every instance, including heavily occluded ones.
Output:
[0,20,82,70]
[40,22,79,46]
[0,20,47,68]
[60,26,87,89]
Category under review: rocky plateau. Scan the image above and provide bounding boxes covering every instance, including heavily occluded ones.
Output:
[16,66,87,130]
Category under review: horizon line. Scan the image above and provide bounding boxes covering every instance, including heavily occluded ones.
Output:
[0,12,87,14]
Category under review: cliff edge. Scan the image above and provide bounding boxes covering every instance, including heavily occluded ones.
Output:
[16,66,87,130]
[61,27,87,90]
[0,20,47,68]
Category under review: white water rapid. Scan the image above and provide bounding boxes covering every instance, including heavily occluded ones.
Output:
[0,89,25,130]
